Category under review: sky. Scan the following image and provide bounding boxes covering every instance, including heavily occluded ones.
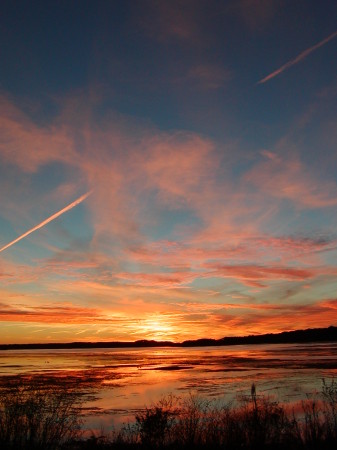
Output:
[1,0,337,344]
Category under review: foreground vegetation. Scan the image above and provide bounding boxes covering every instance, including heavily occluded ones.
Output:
[1,380,337,449]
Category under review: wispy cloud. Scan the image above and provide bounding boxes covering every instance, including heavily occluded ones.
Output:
[185,64,231,90]
[0,191,92,253]
[244,151,337,208]
[258,30,337,84]
[1,94,337,341]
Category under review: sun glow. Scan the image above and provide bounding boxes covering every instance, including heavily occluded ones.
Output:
[138,316,176,341]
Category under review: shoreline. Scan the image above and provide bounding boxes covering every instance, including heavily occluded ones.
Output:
[1,325,336,350]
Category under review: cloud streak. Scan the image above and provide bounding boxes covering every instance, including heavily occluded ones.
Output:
[0,191,92,253]
[258,29,337,84]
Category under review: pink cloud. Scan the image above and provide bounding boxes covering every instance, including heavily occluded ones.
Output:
[185,64,231,90]
[135,0,203,44]
[204,263,315,288]
[236,0,282,31]
[244,151,337,208]
[0,96,75,172]
[4,93,335,267]
[0,98,334,281]
[126,235,335,273]
[1,94,337,341]
[139,133,217,207]
[115,270,198,288]
[0,94,219,247]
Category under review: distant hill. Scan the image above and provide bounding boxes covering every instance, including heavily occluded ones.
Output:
[182,325,337,347]
[1,325,337,350]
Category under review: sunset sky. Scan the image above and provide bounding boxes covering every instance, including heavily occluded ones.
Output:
[1,1,337,344]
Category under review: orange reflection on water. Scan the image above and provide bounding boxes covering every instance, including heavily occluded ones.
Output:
[1,343,337,432]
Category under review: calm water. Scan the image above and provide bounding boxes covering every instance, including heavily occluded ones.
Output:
[1,343,337,431]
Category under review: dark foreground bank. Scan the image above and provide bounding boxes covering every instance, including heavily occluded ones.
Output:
[1,379,337,450]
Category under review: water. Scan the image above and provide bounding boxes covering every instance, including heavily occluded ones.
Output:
[1,343,336,431]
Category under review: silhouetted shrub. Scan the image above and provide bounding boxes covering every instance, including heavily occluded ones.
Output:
[0,383,83,450]
[1,379,337,449]
[135,395,178,448]
[118,381,337,450]
[322,378,337,443]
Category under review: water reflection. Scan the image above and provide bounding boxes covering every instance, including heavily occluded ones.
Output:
[1,343,336,430]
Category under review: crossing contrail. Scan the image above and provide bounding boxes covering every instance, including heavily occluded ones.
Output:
[258,29,337,84]
[0,190,92,253]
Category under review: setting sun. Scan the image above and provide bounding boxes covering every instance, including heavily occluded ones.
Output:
[137,316,176,341]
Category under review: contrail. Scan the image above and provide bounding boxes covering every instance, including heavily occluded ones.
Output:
[0,190,92,253]
[258,29,337,84]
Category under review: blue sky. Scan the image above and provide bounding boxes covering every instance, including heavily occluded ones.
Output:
[1,0,337,343]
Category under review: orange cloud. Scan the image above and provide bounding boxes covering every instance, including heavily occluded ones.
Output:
[209,299,337,336]
[0,302,105,324]
[1,296,336,342]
